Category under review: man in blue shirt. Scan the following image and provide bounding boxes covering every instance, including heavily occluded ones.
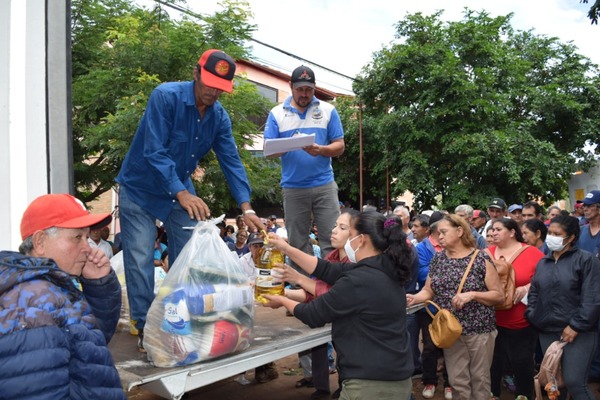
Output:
[578,190,600,381]
[263,65,345,265]
[578,190,600,253]
[116,49,263,352]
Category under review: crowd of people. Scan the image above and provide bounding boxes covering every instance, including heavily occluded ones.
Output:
[3,44,598,400]
[262,191,600,400]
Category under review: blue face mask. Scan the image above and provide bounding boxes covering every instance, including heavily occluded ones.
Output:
[344,234,362,263]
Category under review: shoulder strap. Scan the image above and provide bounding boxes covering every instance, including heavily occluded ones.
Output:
[458,250,479,294]
[508,244,530,263]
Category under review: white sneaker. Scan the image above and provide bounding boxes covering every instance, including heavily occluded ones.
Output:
[422,384,436,399]
[444,386,453,400]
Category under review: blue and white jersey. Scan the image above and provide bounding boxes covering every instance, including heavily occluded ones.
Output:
[264,96,344,188]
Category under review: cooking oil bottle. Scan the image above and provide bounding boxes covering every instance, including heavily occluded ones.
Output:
[255,231,285,303]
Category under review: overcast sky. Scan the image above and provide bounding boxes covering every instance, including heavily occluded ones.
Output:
[143,0,599,93]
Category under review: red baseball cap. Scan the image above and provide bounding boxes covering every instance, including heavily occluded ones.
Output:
[197,49,236,93]
[20,194,112,240]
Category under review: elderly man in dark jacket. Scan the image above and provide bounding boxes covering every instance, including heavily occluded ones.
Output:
[0,194,125,400]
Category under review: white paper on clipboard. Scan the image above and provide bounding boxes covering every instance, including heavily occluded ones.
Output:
[263,133,315,156]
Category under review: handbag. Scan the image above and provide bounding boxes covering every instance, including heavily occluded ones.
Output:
[534,340,568,400]
[425,250,479,349]
[492,245,530,310]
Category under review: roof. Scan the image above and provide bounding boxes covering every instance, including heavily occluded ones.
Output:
[236,59,342,101]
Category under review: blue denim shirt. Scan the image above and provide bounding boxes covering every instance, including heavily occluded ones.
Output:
[116,80,251,221]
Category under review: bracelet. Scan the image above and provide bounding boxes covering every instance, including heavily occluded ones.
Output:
[243,209,256,216]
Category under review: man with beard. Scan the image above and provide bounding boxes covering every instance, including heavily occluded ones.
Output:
[263,65,345,269]
[116,49,264,352]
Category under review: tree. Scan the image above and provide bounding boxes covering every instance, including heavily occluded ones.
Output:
[343,10,600,211]
[582,0,600,24]
[71,0,281,215]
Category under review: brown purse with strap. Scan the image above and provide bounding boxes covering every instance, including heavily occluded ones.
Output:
[426,250,479,349]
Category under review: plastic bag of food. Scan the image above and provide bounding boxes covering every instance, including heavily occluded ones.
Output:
[144,216,255,367]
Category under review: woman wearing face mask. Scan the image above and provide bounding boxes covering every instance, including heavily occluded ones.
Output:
[264,211,414,400]
[526,215,600,399]
[279,209,358,302]
[275,209,358,398]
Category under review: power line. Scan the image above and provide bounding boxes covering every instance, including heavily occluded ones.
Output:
[150,0,356,83]
[250,38,355,82]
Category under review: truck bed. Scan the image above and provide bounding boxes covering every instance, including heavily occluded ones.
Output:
[109,306,331,400]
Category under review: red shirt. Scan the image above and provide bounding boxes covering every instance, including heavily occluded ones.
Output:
[489,244,544,329]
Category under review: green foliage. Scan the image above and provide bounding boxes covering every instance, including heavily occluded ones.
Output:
[343,9,600,211]
[582,0,600,24]
[71,0,279,214]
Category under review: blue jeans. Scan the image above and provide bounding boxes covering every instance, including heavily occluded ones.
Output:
[539,331,597,400]
[407,313,421,373]
[119,186,194,330]
[589,330,600,379]
[283,181,339,273]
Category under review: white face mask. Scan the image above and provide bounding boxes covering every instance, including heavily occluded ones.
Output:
[546,234,567,252]
[344,234,362,263]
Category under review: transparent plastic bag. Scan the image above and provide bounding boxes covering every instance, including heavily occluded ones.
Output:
[144,215,255,367]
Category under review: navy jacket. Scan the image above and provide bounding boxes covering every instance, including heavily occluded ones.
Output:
[0,251,125,399]
[294,255,413,382]
[526,247,600,333]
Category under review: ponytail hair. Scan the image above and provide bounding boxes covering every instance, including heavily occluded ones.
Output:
[352,211,412,283]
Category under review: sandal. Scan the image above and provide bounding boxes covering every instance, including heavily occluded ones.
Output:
[295,378,314,388]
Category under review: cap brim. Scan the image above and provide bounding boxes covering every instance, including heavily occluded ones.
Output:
[56,213,112,231]
[488,205,503,209]
[292,82,315,89]
[201,67,233,93]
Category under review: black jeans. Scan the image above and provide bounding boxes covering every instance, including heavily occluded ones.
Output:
[416,310,450,386]
[490,325,537,399]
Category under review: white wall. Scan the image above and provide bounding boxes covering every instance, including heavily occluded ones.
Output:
[0,0,71,250]
[569,160,600,208]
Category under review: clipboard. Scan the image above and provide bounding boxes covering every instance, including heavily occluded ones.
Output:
[263,133,315,156]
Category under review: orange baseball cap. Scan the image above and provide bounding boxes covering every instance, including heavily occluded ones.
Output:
[20,194,112,240]
[197,49,236,93]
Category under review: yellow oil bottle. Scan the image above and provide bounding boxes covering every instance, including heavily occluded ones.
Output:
[255,232,285,303]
